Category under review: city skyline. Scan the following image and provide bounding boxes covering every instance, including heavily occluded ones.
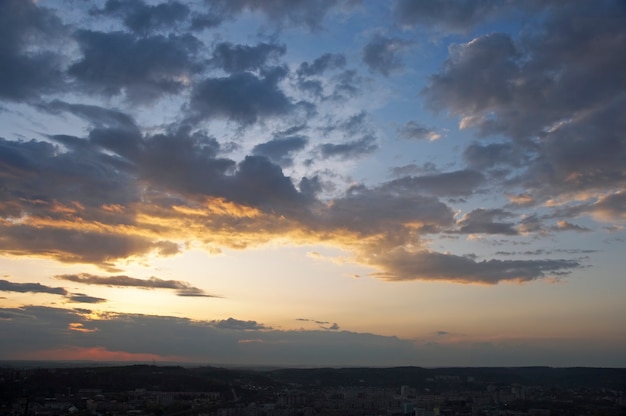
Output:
[0,0,625,367]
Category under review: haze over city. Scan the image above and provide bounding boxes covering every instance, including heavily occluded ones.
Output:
[0,0,625,368]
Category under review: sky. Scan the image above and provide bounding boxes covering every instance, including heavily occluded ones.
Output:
[0,0,625,368]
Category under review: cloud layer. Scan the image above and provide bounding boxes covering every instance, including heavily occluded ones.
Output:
[0,0,624,366]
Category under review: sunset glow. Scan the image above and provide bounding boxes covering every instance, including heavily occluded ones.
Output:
[1,0,625,367]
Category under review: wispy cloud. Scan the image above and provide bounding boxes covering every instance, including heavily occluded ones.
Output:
[0,279,67,295]
[55,274,219,298]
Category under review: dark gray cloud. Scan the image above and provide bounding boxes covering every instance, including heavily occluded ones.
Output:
[0,224,173,267]
[390,162,438,178]
[177,287,217,297]
[138,129,304,210]
[296,318,329,325]
[55,273,217,298]
[0,0,618,289]
[0,279,67,295]
[0,311,19,320]
[227,156,304,209]
[455,208,519,235]
[96,0,190,34]
[393,0,507,31]
[398,121,440,141]
[201,0,360,30]
[190,12,223,30]
[82,120,303,214]
[252,136,308,167]
[211,317,268,330]
[0,130,169,267]
[384,170,485,197]
[423,33,518,116]
[322,184,455,235]
[296,318,339,331]
[0,116,306,266]
[334,70,361,96]
[0,306,425,367]
[298,176,324,199]
[0,0,65,101]
[0,133,137,212]
[517,215,545,235]
[66,293,108,304]
[461,210,517,235]
[424,1,626,200]
[189,69,293,124]
[590,191,626,221]
[137,127,232,195]
[69,30,201,102]
[4,305,620,367]
[367,248,580,284]
[210,42,286,73]
[338,111,368,136]
[319,111,371,139]
[46,101,140,133]
[320,135,377,160]
[527,97,626,198]
[463,142,525,170]
[362,35,409,76]
[297,53,346,77]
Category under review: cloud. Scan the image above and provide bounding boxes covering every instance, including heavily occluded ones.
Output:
[95,0,190,34]
[590,191,626,221]
[383,170,485,197]
[211,317,268,331]
[553,220,591,233]
[210,42,286,73]
[0,122,305,265]
[189,69,294,124]
[3,305,621,367]
[190,13,223,30]
[69,30,201,102]
[200,0,360,30]
[328,69,363,101]
[1,2,612,288]
[455,208,519,235]
[392,0,508,31]
[45,101,140,133]
[66,293,108,304]
[366,248,580,284]
[252,136,308,167]
[0,0,65,101]
[320,184,455,235]
[0,215,172,267]
[0,306,419,366]
[297,53,346,77]
[0,279,67,295]
[55,273,218,298]
[0,120,580,285]
[295,318,339,331]
[320,135,378,160]
[362,35,409,76]
[423,33,518,116]
[423,2,626,202]
[398,122,441,141]
[227,155,306,209]
[463,142,524,170]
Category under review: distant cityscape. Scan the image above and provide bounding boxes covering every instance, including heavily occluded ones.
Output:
[1,364,624,416]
